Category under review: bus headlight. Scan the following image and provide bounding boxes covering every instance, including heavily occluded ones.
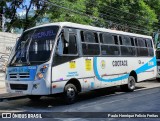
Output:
[37,72,44,79]
[36,64,49,80]
[40,65,48,73]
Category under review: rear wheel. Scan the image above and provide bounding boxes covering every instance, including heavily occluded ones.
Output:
[120,76,136,92]
[64,84,77,104]
[27,95,41,101]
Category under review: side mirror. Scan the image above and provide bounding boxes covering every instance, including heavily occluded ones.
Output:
[63,28,69,42]
[56,37,63,56]
[15,37,20,45]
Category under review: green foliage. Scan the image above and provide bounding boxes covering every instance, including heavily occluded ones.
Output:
[0,0,159,35]
[47,0,159,35]
[1,0,47,32]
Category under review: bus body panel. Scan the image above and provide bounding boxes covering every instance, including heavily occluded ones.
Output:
[51,56,156,94]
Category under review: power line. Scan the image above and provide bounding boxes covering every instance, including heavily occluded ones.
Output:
[50,0,158,31]
[82,1,160,30]
[43,0,154,34]
[1,0,158,34]
[85,1,153,23]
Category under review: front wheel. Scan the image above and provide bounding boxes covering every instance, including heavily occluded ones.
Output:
[120,76,136,92]
[64,84,78,104]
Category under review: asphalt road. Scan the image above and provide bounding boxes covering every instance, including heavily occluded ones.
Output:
[0,81,160,121]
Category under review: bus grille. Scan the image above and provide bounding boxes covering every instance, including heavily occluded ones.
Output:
[10,84,28,90]
[9,73,30,79]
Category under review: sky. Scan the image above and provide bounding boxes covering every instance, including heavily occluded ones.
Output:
[17,0,31,13]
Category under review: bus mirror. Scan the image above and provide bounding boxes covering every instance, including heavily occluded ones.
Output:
[63,28,69,42]
[16,37,20,43]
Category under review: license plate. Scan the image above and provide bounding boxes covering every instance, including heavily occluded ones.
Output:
[15,90,23,94]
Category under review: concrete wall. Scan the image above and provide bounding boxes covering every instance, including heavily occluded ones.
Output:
[0,32,20,80]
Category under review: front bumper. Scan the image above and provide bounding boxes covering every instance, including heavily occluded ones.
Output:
[5,79,50,95]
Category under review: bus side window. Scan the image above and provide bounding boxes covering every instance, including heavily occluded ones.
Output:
[137,38,148,56]
[100,34,120,56]
[146,39,153,48]
[113,35,118,45]
[57,33,77,55]
[101,33,113,44]
[138,38,146,47]
[122,36,131,46]
[67,34,77,54]
[119,36,123,45]
[130,38,134,46]
[120,36,136,56]
[146,39,154,56]
[135,38,138,46]
[81,31,100,55]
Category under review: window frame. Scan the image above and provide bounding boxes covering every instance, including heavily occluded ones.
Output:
[100,32,121,56]
[118,35,136,57]
[80,30,100,56]
[56,28,79,57]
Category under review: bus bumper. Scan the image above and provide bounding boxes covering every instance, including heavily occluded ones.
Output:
[5,79,50,95]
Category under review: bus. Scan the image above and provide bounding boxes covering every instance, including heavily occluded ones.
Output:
[5,22,157,104]
[156,44,160,81]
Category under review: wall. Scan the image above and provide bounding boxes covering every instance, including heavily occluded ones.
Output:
[0,32,20,80]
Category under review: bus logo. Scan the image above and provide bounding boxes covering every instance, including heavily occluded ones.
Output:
[101,60,106,69]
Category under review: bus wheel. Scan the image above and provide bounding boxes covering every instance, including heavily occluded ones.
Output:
[27,95,41,101]
[120,76,136,92]
[156,78,160,82]
[64,84,77,104]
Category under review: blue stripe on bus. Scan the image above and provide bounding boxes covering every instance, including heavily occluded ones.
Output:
[93,57,156,82]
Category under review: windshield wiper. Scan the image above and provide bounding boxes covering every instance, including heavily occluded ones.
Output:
[10,30,36,66]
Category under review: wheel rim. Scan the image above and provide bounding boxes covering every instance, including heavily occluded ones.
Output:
[67,87,75,99]
[128,77,135,89]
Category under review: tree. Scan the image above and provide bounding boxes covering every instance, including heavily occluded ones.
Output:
[0,1,7,31]
[3,0,48,32]
[47,0,158,35]
[47,0,92,24]
[98,0,158,34]
[144,0,160,30]
[1,0,160,35]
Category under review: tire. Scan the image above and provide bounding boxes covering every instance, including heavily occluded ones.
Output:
[156,78,160,82]
[120,76,136,92]
[64,84,78,104]
[27,95,41,101]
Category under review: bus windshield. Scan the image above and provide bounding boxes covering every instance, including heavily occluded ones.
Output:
[8,26,59,66]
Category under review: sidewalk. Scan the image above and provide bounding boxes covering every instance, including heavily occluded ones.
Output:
[0,76,7,94]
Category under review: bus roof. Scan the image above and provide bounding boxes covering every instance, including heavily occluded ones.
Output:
[26,22,152,39]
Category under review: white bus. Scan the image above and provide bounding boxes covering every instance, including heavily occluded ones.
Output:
[5,22,157,104]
